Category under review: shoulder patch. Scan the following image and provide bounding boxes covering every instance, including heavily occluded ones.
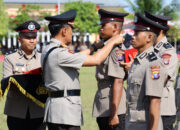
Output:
[161,53,171,65]
[163,43,172,49]
[5,49,17,55]
[148,52,157,61]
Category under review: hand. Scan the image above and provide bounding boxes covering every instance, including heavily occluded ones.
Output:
[109,35,124,46]
[120,54,133,72]
[109,114,119,128]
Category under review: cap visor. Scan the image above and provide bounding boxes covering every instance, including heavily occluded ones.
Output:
[20,32,37,38]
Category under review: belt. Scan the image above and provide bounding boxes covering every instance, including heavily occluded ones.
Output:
[48,90,80,98]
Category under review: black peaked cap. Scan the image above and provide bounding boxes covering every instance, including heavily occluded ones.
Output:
[144,11,172,30]
[133,13,167,32]
[45,9,76,24]
[98,9,129,24]
[15,20,41,32]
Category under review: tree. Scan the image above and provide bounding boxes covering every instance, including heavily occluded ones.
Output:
[64,0,100,34]
[0,0,9,36]
[126,0,178,19]
[9,4,51,31]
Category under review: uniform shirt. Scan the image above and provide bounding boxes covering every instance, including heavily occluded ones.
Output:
[41,38,87,126]
[126,46,166,130]
[175,68,180,121]
[3,49,44,119]
[154,37,178,115]
[93,44,126,117]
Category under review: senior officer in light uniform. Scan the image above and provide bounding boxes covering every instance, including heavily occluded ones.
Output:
[92,9,128,130]
[145,11,178,130]
[42,9,124,130]
[3,21,45,130]
[125,13,167,130]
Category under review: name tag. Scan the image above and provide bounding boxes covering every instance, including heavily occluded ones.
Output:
[16,63,24,66]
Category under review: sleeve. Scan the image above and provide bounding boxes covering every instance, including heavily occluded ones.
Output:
[3,56,13,78]
[58,50,87,69]
[145,60,166,97]
[160,49,178,79]
[107,48,125,79]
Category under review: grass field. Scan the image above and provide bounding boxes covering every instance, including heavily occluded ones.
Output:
[0,63,99,130]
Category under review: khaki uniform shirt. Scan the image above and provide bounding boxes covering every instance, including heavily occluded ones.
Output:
[41,38,87,126]
[93,44,126,117]
[175,68,180,121]
[3,49,44,119]
[126,46,166,130]
[154,37,178,116]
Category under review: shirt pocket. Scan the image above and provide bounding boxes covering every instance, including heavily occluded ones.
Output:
[129,79,142,97]
[129,109,146,122]
[99,87,111,99]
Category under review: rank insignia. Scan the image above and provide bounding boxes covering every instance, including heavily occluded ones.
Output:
[162,53,171,65]
[151,66,160,80]
[117,53,124,62]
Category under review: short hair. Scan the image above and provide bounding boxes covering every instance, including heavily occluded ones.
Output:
[146,31,158,44]
[48,23,70,37]
[111,22,123,33]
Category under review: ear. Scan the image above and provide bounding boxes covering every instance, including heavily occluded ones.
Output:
[113,23,118,31]
[61,27,67,37]
[147,33,153,43]
[18,37,21,43]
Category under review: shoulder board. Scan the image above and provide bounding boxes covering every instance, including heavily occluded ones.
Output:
[148,52,157,62]
[5,49,17,55]
[163,42,172,49]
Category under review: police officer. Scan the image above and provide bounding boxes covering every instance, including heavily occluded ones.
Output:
[42,9,124,130]
[126,13,167,130]
[3,21,45,130]
[92,9,128,130]
[175,68,180,130]
[145,11,178,130]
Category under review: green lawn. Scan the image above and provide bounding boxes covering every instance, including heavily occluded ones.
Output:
[0,63,98,130]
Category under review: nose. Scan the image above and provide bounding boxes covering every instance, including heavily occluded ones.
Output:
[29,38,35,42]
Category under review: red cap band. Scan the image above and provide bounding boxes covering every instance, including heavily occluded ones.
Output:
[21,29,38,33]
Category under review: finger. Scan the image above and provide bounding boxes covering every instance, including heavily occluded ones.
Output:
[128,54,133,61]
[120,61,126,66]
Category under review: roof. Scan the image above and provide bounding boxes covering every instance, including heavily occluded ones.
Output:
[4,0,126,7]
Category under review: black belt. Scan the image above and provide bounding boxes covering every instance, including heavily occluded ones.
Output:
[48,90,80,98]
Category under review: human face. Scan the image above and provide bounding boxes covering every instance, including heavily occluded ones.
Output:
[18,36,37,53]
[100,22,114,39]
[132,31,148,49]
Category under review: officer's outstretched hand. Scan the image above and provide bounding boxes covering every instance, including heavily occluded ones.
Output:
[109,114,119,128]
[120,54,134,72]
[108,34,124,46]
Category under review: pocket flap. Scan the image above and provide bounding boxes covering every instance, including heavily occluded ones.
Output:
[129,109,146,122]
[130,79,142,84]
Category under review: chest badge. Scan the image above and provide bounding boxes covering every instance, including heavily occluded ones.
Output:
[151,66,160,80]
[162,53,171,65]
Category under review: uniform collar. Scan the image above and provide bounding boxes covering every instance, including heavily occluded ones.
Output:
[50,38,69,49]
[135,46,154,64]
[154,36,167,51]
[18,48,37,59]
